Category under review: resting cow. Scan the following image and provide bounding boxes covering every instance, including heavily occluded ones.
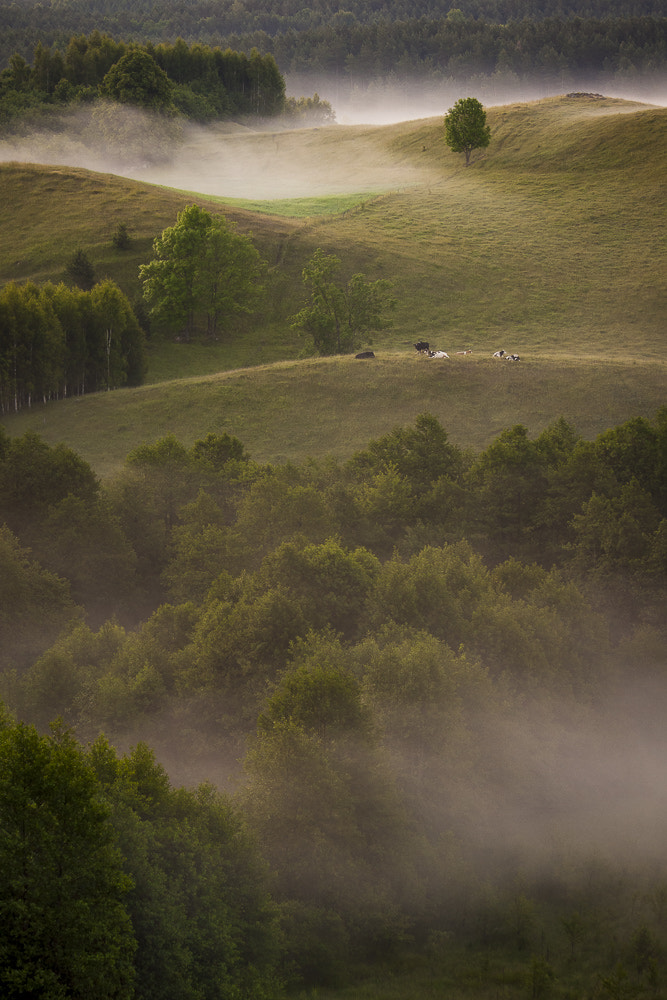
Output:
[355,351,375,359]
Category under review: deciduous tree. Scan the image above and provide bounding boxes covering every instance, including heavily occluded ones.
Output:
[443,96,491,165]
[291,248,394,356]
[140,204,264,340]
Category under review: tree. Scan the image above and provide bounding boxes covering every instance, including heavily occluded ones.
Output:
[283,93,335,125]
[0,720,136,999]
[65,248,96,290]
[291,248,394,356]
[99,48,174,111]
[89,279,147,388]
[443,96,491,166]
[112,223,132,250]
[139,204,264,340]
[0,524,80,676]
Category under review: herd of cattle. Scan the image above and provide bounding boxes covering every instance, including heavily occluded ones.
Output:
[353,344,521,360]
[413,342,520,361]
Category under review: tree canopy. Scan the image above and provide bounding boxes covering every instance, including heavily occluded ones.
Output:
[443,96,492,165]
[140,204,264,340]
[291,248,395,356]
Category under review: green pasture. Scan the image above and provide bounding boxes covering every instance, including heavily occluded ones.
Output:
[4,352,664,479]
[1,94,665,471]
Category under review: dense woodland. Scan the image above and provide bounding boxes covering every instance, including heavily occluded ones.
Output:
[0,280,147,413]
[0,17,665,131]
[1,410,666,996]
[0,34,286,128]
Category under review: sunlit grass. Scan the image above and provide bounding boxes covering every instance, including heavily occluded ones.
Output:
[156,188,382,217]
[3,353,664,480]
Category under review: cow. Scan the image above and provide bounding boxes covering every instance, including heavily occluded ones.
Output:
[414,341,429,353]
[493,350,505,358]
[428,350,449,359]
[355,351,375,359]
[506,354,521,361]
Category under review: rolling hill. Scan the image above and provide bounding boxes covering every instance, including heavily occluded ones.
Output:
[1,93,665,475]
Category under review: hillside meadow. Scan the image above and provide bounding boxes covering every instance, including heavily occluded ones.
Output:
[0,93,665,471]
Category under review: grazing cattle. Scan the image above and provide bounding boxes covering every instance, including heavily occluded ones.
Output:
[355,350,375,359]
[506,354,521,361]
[414,341,430,353]
[493,349,505,358]
[428,350,450,359]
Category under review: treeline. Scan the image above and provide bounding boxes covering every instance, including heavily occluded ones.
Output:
[0,34,285,128]
[1,0,665,69]
[2,410,665,714]
[1,11,665,102]
[268,14,667,82]
[0,280,146,414]
[1,410,666,993]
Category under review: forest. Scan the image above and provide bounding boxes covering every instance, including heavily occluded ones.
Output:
[0,17,665,128]
[2,409,666,997]
[0,279,147,413]
[0,35,286,128]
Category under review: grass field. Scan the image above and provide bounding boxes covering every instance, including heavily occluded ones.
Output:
[3,353,664,479]
[0,93,665,475]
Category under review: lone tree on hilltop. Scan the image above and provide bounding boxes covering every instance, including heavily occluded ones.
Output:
[443,96,491,166]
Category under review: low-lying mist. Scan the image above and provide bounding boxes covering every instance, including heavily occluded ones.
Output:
[1,75,664,201]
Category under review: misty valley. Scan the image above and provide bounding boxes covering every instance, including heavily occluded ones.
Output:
[0,9,667,999]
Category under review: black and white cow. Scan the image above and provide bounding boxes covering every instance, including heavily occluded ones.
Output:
[414,341,430,353]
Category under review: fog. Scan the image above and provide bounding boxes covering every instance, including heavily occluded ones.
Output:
[0,75,664,201]
[300,74,667,125]
[455,680,667,871]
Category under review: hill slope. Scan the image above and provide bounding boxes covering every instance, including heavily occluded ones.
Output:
[1,95,665,474]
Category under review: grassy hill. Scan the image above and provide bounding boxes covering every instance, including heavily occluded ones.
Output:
[1,94,665,474]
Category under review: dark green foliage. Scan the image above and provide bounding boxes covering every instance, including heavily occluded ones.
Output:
[65,247,96,290]
[99,48,173,111]
[112,222,132,250]
[2,410,667,995]
[0,34,286,127]
[0,432,140,625]
[291,248,395,356]
[0,280,146,412]
[0,717,280,1000]
[91,742,281,1000]
[0,524,81,677]
[443,96,491,165]
[140,204,265,340]
[0,720,136,999]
